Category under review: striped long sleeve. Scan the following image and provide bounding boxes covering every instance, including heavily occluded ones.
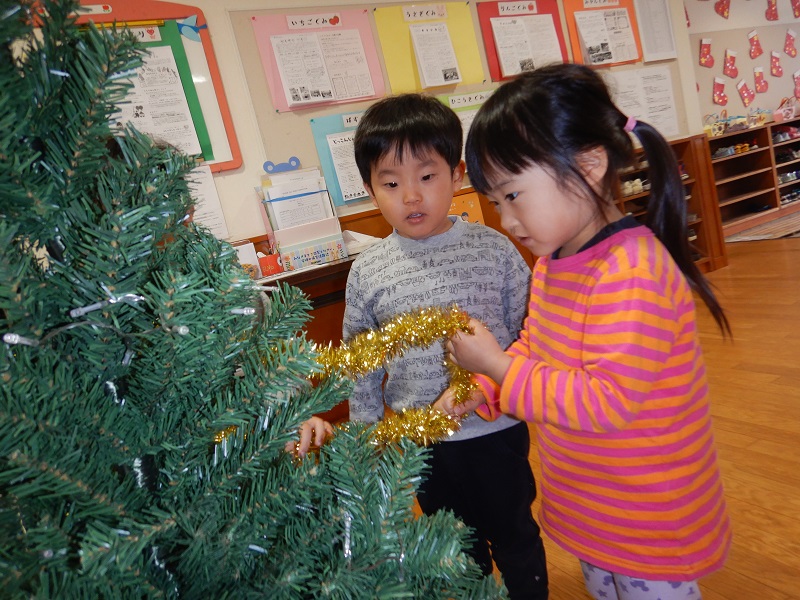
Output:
[476,226,731,580]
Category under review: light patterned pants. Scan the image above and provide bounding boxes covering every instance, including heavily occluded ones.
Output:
[581,561,702,600]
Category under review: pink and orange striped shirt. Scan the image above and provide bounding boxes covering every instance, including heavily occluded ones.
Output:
[476,225,731,580]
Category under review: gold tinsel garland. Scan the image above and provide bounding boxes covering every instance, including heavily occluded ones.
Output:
[315,305,477,446]
[371,405,462,447]
[215,305,478,452]
[316,305,474,400]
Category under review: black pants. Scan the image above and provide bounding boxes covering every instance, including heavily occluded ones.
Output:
[416,422,549,600]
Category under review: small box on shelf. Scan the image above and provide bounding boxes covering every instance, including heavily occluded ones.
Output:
[258,170,349,273]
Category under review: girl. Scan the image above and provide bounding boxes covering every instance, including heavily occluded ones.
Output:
[442,63,732,600]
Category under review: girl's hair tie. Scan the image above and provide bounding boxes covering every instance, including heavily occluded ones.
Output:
[623,116,637,133]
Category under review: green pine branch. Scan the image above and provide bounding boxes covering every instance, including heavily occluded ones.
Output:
[1,1,508,597]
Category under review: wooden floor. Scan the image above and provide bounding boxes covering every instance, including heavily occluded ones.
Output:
[529,238,800,599]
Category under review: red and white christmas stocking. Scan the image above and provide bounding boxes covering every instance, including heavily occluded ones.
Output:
[713,77,728,106]
[723,49,738,78]
[766,0,779,21]
[794,69,800,100]
[793,0,800,18]
[749,30,764,59]
[754,67,769,93]
[715,0,730,19]
[772,51,784,77]
[699,38,715,68]
[786,29,798,58]
[737,80,755,107]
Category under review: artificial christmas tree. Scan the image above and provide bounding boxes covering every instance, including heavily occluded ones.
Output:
[0,1,506,597]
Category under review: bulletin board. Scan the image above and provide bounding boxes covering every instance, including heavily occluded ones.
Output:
[562,0,643,67]
[310,112,369,206]
[374,2,486,94]
[436,89,495,162]
[476,0,568,82]
[251,9,385,113]
[138,21,213,160]
[227,1,691,224]
[75,0,241,172]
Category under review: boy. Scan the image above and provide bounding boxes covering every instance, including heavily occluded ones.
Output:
[345,94,548,599]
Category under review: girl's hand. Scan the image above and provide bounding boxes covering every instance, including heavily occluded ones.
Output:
[285,416,334,457]
[433,387,486,419]
[446,318,513,383]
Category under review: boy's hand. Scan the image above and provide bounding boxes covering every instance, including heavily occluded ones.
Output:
[433,387,486,419]
[446,318,512,383]
[286,416,334,457]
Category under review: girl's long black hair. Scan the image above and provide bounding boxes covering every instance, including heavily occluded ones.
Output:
[465,63,730,336]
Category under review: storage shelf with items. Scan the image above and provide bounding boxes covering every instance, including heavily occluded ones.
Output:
[772,119,800,210]
[616,133,727,273]
[706,117,800,236]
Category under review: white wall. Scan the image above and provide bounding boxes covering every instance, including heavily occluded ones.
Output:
[187,0,414,242]
[686,0,800,33]
[685,0,800,122]
[179,0,702,242]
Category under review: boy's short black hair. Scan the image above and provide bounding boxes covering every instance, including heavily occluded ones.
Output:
[353,94,462,185]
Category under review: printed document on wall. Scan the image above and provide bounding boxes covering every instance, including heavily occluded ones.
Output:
[633,0,676,62]
[114,45,202,156]
[409,22,462,88]
[606,66,678,138]
[270,33,333,106]
[574,9,637,66]
[187,165,229,240]
[270,30,374,107]
[318,29,375,100]
[326,131,368,202]
[490,15,562,77]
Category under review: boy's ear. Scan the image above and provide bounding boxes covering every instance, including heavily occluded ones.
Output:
[451,160,466,191]
[363,181,378,207]
[576,146,608,189]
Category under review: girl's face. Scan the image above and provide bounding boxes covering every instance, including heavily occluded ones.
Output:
[484,159,613,258]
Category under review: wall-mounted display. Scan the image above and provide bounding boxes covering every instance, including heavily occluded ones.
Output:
[252,9,385,113]
[476,0,567,82]
[436,90,495,161]
[562,0,643,67]
[75,0,242,172]
[310,112,369,206]
[374,2,485,93]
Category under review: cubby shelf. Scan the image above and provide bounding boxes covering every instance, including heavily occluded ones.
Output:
[706,116,800,236]
[616,133,727,272]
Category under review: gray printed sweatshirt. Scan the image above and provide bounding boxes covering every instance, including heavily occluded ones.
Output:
[343,216,531,441]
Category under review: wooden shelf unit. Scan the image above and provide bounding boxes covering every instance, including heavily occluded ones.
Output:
[616,133,728,273]
[706,116,800,236]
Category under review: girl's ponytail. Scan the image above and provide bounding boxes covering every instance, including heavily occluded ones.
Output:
[628,119,731,336]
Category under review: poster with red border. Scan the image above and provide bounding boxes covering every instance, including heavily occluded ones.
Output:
[477,1,568,82]
[562,0,642,67]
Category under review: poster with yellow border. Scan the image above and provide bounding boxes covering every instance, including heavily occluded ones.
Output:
[374,3,485,94]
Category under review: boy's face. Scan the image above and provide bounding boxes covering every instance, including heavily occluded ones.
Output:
[365,146,465,240]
